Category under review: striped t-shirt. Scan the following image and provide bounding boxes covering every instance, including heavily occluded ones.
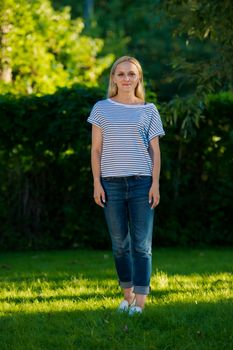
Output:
[87,98,165,177]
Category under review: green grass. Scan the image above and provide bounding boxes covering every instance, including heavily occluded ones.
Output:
[0,248,233,350]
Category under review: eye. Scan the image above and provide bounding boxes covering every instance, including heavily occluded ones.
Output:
[118,73,124,76]
[129,72,136,78]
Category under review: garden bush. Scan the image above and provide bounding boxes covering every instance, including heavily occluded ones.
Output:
[0,87,232,249]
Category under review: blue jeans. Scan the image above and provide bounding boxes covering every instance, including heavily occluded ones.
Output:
[101,175,155,295]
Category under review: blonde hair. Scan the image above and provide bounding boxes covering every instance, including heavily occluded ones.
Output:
[107,56,145,101]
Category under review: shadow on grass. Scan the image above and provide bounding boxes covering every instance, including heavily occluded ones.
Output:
[1,299,233,350]
[0,280,232,305]
[1,249,233,348]
[1,247,233,280]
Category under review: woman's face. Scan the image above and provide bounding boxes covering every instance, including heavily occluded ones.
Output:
[113,61,140,93]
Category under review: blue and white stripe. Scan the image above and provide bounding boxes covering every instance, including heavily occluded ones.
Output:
[87,98,165,177]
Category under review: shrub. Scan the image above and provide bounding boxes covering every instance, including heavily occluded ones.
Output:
[0,88,232,250]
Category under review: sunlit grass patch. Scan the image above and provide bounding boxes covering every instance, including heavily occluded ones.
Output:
[151,270,232,304]
[0,248,232,350]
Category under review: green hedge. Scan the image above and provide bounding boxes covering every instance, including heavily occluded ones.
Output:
[0,86,106,249]
[0,87,232,250]
[156,92,233,246]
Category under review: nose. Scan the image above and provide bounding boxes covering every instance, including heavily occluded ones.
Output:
[123,74,130,81]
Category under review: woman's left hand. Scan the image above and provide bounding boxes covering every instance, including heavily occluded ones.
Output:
[148,182,160,209]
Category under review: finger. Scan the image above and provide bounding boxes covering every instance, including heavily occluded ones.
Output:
[98,193,105,207]
[151,196,159,209]
[96,198,104,208]
[148,191,153,204]
[94,195,104,208]
[101,191,106,204]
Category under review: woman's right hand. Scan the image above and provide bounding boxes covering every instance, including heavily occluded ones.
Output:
[93,181,106,208]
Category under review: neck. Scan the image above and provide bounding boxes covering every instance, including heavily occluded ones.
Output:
[114,92,138,104]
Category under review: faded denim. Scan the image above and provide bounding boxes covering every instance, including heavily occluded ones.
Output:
[101,175,155,295]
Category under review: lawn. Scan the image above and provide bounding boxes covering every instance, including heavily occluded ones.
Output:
[0,248,232,350]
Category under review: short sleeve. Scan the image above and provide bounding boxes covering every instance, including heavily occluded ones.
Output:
[148,104,165,142]
[87,102,102,128]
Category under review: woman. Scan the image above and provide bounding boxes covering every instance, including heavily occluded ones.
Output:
[87,56,165,315]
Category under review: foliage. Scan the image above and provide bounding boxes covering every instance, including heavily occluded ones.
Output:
[0,86,232,250]
[162,0,233,94]
[54,1,221,102]
[157,91,233,246]
[0,0,113,95]
[0,85,106,249]
[50,1,189,99]
[0,248,233,349]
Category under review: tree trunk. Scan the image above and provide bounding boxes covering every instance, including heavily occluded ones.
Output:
[0,19,12,83]
[84,0,94,28]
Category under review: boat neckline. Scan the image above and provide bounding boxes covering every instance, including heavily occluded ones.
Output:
[107,98,149,107]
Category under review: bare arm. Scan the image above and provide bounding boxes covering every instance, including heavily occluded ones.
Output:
[91,125,105,207]
[148,136,161,208]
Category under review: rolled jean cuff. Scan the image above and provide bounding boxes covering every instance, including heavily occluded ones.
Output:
[133,285,150,295]
[119,280,133,289]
